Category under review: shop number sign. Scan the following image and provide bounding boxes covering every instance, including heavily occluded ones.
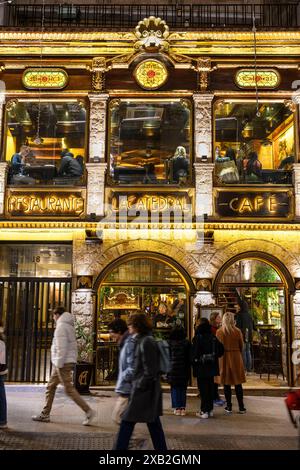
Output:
[215,190,292,219]
[22,68,68,89]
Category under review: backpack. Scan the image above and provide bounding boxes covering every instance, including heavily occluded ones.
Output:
[156,339,171,375]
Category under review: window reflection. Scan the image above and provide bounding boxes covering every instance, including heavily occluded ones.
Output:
[5,100,86,186]
[214,101,295,185]
[109,99,191,185]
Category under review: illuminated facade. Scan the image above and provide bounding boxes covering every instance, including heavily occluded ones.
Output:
[0,4,300,386]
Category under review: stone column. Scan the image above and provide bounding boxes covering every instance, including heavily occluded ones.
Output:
[194,163,214,217]
[193,93,214,162]
[86,162,107,217]
[0,162,8,216]
[293,163,300,218]
[72,289,96,363]
[88,93,109,162]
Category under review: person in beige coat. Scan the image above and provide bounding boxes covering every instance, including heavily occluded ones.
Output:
[216,312,246,414]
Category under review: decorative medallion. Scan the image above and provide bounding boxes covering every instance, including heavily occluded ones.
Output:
[235,69,280,89]
[134,16,170,52]
[134,59,168,90]
[22,68,68,89]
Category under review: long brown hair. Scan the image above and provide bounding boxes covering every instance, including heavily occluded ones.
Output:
[127,313,152,335]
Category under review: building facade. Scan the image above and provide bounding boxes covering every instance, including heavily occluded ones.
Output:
[0,4,300,386]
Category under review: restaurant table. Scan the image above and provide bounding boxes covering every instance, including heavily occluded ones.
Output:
[23,165,57,181]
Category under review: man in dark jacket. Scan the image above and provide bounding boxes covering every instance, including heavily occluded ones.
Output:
[58,151,83,178]
[235,299,255,372]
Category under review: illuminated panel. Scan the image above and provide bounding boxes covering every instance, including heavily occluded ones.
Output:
[235,69,280,89]
[134,60,168,90]
[22,68,68,89]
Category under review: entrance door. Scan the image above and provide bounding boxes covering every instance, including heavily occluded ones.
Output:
[96,256,189,384]
[216,258,288,386]
[0,278,71,383]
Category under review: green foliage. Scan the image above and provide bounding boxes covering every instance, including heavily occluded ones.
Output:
[75,320,95,363]
[254,265,278,323]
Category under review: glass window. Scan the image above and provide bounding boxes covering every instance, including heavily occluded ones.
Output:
[214,101,295,185]
[0,244,72,277]
[221,259,281,284]
[108,99,191,185]
[105,258,183,283]
[5,100,86,186]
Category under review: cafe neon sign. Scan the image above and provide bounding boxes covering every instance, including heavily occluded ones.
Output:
[235,69,280,89]
[22,68,68,89]
[7,193,84,217]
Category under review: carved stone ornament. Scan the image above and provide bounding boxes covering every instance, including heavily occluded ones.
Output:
[196,278,212,292]
[195,58,217,93]
[89,57,106,92]
[135,16,170,52]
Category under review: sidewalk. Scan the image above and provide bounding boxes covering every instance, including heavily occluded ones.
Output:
[0,385,299,450]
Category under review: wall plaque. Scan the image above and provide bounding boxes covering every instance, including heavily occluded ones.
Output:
[22,68,68,89]
[214,189,293,219]
[235,69,280,89]
[6,190,85,218]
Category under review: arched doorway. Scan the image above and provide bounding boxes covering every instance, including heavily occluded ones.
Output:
[214,252,295,387]
[94,252,195,385]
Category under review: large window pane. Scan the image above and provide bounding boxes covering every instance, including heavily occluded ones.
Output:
[108,99,191,185]
[214,101,295,185]
[0,244,72,277]
[5,100,86,186]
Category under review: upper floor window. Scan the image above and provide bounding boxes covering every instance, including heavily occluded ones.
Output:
[108,99,191,186]
[4,99,87,186]
[214,100,295,185]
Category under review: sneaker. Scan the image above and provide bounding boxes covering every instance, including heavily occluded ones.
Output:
[0,423,8,429]
[196,411,209,419]
[82,408,95,426]
[238,407,247,414]
[214,399,225,407]
[180,408,186,416]
[174,409,181,416]
[32,414,50,423]
[224,406,232,414]
[208,410,214,417]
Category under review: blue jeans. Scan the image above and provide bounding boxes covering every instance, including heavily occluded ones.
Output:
[0,376,7,425]
[171,386,187,408]
[243,342,252,372]
[114,417,167,451]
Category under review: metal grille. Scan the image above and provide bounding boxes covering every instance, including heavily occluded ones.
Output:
[3,3,299,29]
[0,278,71,383]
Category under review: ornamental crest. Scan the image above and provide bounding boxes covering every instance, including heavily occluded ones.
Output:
[135,16,170,52]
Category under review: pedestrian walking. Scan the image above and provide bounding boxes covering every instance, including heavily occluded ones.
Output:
[113,313,167,451]
[216,312,247,414]
[32,306,95,425]
[209,311,226,407]
[192,318,224,419]
[235,298,255,373]
[167,326,191,416]
[108,319,136,424]
[0,323,8,429]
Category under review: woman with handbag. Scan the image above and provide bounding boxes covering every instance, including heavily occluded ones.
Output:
[113,313,167,450]
[216,312,247,414]
[192,318,224,419]
[0,322,8,429]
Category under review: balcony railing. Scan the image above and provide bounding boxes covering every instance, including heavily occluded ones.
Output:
[1,3,299,29]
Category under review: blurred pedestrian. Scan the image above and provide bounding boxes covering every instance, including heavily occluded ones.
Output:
[216,312,246,414]
[0,322,8,429]
[167,326,191,416]
[209,311,225,406]
[109,319,136,424]
[32,306,95,425]
[113,313,167,451]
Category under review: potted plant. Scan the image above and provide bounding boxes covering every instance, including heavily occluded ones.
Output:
[74,320,95,395]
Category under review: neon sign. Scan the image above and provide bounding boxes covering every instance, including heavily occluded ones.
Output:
[7,192,84,217]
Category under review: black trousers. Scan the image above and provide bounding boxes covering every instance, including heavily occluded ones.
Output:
[198,377,214,413]
[223,384,244,409]
[114,417,167,451]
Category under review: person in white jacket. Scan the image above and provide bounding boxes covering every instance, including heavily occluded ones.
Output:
[0,323,8,429]
[32,306,95,425]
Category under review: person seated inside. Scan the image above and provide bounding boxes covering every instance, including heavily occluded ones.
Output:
[170,146,189,184]
[278,155,295,170]
[75,155,84,172]
[10,145,36,185]
[215,148,239,184]
[243,151,262,182]
[57,150,83,178]
[143,163,157,184]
